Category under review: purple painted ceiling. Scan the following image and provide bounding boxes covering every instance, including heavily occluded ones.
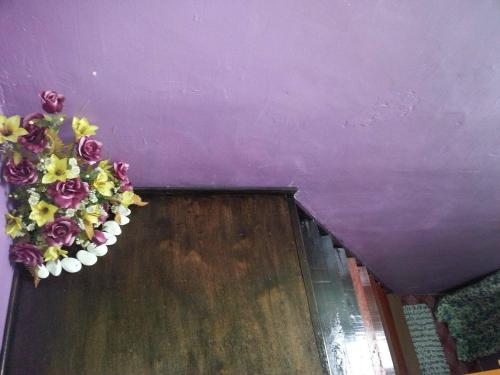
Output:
[1,0,500,293]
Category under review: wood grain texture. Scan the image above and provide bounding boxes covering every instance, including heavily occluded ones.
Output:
[369,276,407,375]
[4,192,322,375]
[386,295,422,375]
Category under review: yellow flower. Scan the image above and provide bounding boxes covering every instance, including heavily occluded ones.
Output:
[0,115,28,143]
[93,171,114,196]
[120,191,148,207]
[44,246,68,262]
[83,204,101,225]
[5,213,23,238]
[72,117,98,139]
[120,191,135,207]
[29,201,58,227]
[98,159,112,174]
[81,204,103,239]
[42,154,79,184]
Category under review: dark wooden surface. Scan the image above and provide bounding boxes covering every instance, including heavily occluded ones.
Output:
[3,192,323,375]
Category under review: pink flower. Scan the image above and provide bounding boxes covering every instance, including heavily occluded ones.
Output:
[113,162,128,180]
[19,113,48,153]
[9,243,43,267]
[92,230,107,246]
[98,203,109,223]
[113,161,132,191]
[76,136,102,165]
[43,216,80,246]
[98,211,108,224]
[47,177,89,209]
[39,90,65,113]
[3,158,38,185]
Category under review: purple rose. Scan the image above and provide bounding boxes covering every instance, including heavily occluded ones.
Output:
[118,178,132,191]
[19,113,48,153]
[9,243,43,268]
[76,136,102,165]
[113,162,129,180]
[39,90,65,113]
[43,216,80,246]
[92,230,107,246]
[47,177,89,209]
[3,158,38,185]
[113,161,132,191]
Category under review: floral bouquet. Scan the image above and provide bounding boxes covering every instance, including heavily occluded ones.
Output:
[1,91,146,285]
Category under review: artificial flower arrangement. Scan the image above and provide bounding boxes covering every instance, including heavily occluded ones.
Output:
[1,91,146,285]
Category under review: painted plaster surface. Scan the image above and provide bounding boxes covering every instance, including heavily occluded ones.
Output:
[0,1,499,323]
[0,187,11,343]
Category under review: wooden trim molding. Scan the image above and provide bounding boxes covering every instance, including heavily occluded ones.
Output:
[135,186,298,195]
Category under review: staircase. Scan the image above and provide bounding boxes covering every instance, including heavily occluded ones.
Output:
[297,207,400,375]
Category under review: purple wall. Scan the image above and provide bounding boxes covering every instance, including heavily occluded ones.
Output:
[0,186,11,345]
[0,0,499,331]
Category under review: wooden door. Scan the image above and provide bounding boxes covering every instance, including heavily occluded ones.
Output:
[2,191,323,375]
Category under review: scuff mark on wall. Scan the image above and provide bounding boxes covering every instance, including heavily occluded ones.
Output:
[342,90,421,128]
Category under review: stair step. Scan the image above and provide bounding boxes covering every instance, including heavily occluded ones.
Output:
[301,220,328,271]
[297,210,397,374]
[300,219,384,374]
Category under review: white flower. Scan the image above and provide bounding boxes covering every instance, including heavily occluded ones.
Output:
[76,238,91,247]
[68,158,78,167]
[26,223,36,232]
[111,204,130,215]
[28,192,40,206]
[117,205,131,217]
[117,215,130,225]
[76,218,85,229]
[88,189,98,203]
[65,208,76,217]
[70,165,80,176]
[10,229,25,238]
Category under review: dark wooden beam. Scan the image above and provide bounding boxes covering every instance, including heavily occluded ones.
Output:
[0,268,20,375]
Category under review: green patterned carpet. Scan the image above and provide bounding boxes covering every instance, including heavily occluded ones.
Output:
[436,270,500,362]
[404,304,449,375]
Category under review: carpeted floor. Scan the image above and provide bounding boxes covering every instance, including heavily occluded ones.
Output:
[403,304,450,375]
